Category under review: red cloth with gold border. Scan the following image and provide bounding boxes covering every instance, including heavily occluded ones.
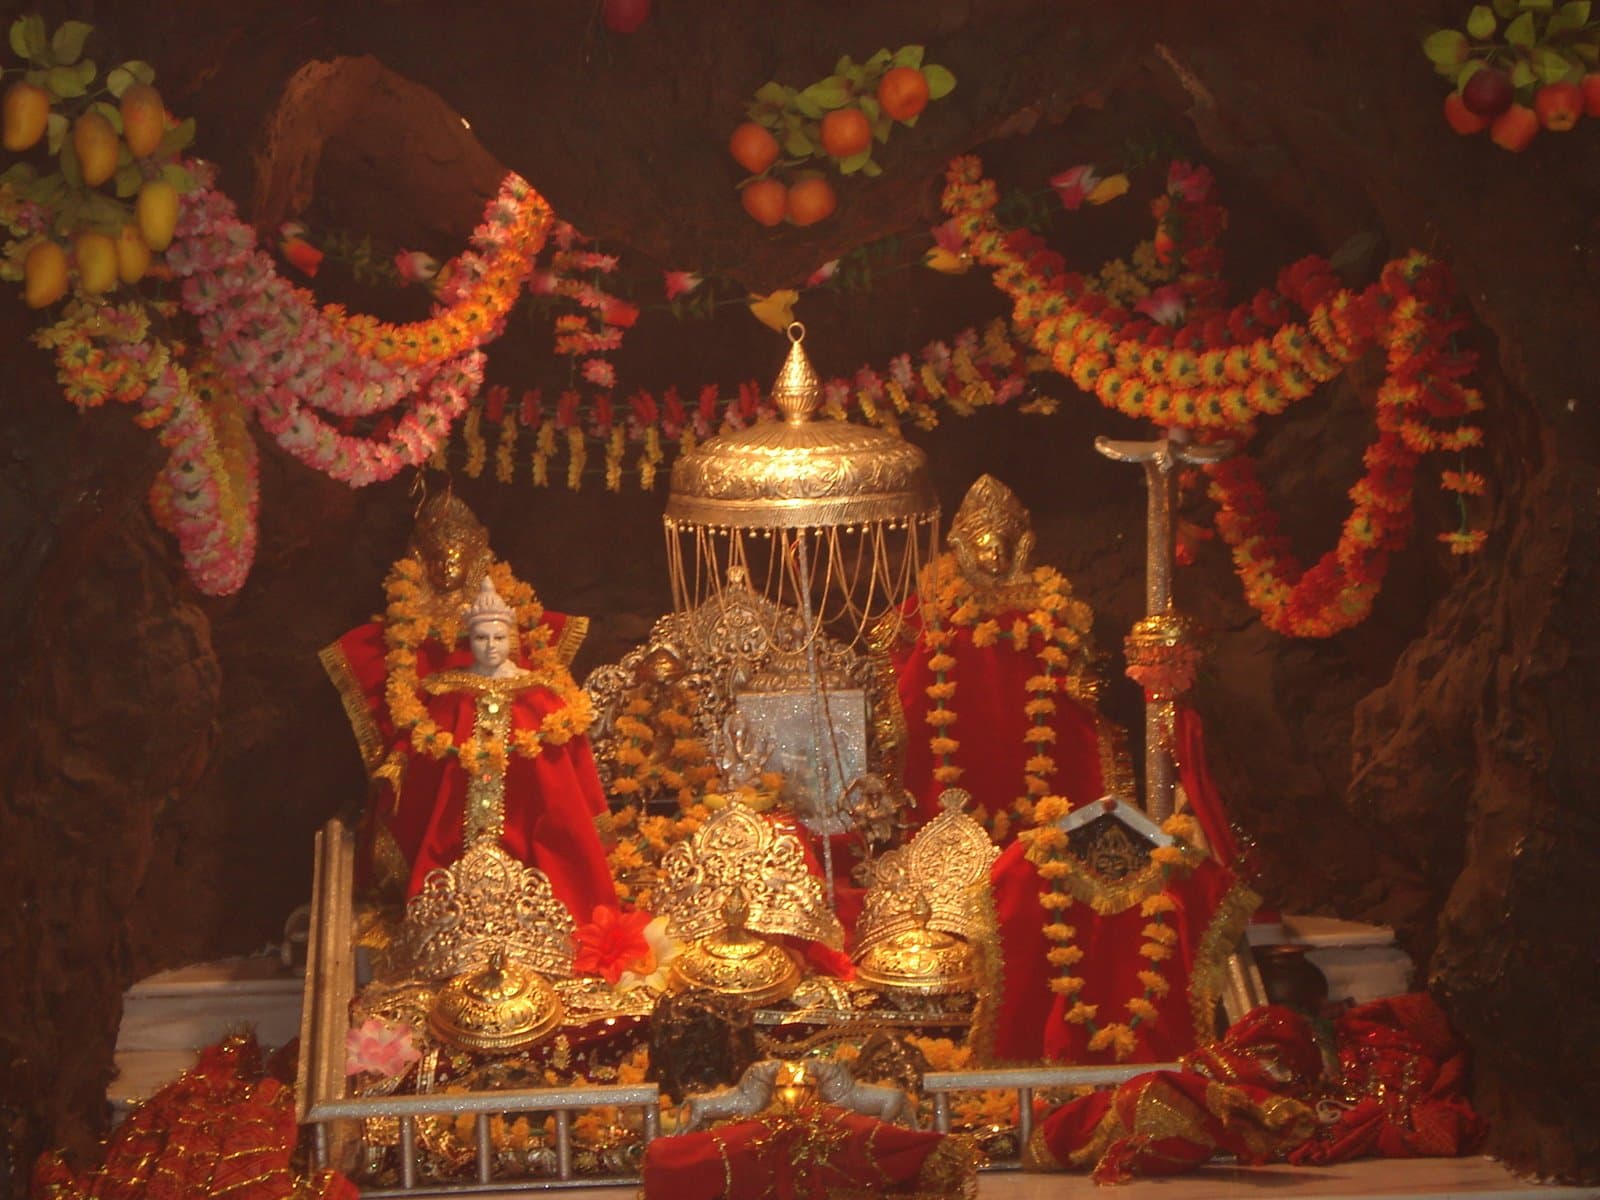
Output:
[32,1036,357,1200]
[640,1106,974,1200]
[988,842,1251,1063]
[326,612,615,921]
[893,618,1108,828]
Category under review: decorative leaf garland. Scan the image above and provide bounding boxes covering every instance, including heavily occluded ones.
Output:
[941,155,1487,638]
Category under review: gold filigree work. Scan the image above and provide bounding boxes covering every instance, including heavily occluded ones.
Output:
[655,804,844,950]
[402,839,576,981]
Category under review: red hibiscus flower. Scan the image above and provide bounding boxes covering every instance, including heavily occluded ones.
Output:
[573,905,655,984]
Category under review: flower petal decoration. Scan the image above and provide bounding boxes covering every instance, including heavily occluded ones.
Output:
[748,288,799,332]
[663,269,702,300]
[345,1017,420,1078]
[573,904,656,984]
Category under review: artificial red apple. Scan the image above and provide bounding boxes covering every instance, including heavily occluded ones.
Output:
[602,0,652,33]
[1533,81,1584,130]
[1443,91,1489,134]
[1489,102,1539,151]
[1581,73,1600,118]
[1462,66,1514,116]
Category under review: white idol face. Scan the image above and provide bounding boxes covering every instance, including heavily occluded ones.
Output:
[469,619,514,672]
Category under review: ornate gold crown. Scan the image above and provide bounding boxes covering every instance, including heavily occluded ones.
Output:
[655,804,844,950]
[855,789,999,951]
[401,840,576,980]
[947,473,1035,585]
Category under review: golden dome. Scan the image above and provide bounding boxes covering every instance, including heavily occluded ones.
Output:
[668,887,801,1006]
[664,323,937,531]
[428,950,565,1053]
[855,894,977,998]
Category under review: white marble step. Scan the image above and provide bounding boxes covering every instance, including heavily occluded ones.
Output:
[1249,914,1416,1006]
[110,954,304,1115]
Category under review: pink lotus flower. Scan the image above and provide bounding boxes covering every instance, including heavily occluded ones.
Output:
[1135,284,1188,326]
[345,1018,421,1079]
[805,259,839,288]
[1050,164,1099,211]
[394,250,440,284]
[663,270,701,300]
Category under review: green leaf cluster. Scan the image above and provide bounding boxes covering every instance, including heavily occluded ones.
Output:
[2,19,198,249]
[1422,0,1597,99]
[740,44,957,182]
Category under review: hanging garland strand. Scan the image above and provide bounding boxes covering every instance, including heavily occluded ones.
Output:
[940,155,1486,639]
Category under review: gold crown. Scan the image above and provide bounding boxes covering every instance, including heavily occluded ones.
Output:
[655,804,843,950]
[855,789,999,951]
[402,840,576,980]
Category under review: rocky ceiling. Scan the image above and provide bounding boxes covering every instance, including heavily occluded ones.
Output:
[0,0,1597,1186]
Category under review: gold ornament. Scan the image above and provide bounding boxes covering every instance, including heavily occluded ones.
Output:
[668,886,801,1006]
[656,802,844,950]
[856,788,998,949]
[663,322,939,661]
[402,839,577,981]
[947,473,1035,591]
[428,949,564,1053]
[855,892,977,998]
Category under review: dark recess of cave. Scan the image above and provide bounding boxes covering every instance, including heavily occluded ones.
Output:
[0,0,1597,1185]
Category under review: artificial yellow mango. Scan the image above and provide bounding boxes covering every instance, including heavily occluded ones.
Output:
[136,179,179,251]
[72,112,119,187]
[115,224,151,284]
[74,231,118,294]
[2,81,50,152]
[23,240,68,308]
[120,83,165,158]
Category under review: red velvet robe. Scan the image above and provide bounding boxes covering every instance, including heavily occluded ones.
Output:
[892,613,1116,829]
[321,613,616,922]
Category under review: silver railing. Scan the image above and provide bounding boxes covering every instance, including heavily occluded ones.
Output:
[297,819,1180,1191]
[923,1063,1179,1168]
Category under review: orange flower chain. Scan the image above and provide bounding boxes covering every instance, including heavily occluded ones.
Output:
[940,155,1487,638]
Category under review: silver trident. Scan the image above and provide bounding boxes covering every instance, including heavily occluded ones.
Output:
[1094,429,1231,820]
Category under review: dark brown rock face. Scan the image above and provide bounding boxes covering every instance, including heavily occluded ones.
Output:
[0,0,1596,1184]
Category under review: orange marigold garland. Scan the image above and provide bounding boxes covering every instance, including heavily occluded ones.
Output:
[919,554,1095,839]
[380,556,592,763]
[1023,798,1205,1060]
[942,155,1487,638]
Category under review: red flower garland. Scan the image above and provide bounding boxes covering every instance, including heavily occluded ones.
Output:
[941,156,1486,638]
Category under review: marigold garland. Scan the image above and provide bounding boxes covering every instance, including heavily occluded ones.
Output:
[380,556,592,764]
[917,554,1095,839]
[1022,798,1204,1060]
[941,155,1487,638]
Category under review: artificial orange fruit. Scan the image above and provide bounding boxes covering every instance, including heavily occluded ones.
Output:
[741,177,788,226]
[728,121,780,175]
[2,81,50,152]
[786,176,836,226]
[120,83,166,158]
[72,112,119,187]
[877,66,930,122]
[23,240,69,308]
[820,106,871,159]
[136,179,180,250]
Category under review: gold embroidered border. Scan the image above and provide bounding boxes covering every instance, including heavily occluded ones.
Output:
[966,879,1006,1066]
[554,614,589,668]
[1052,850,1201,916]
[1186,880,1261,1045]
[319,641,384,774]
[463,691,512,843]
